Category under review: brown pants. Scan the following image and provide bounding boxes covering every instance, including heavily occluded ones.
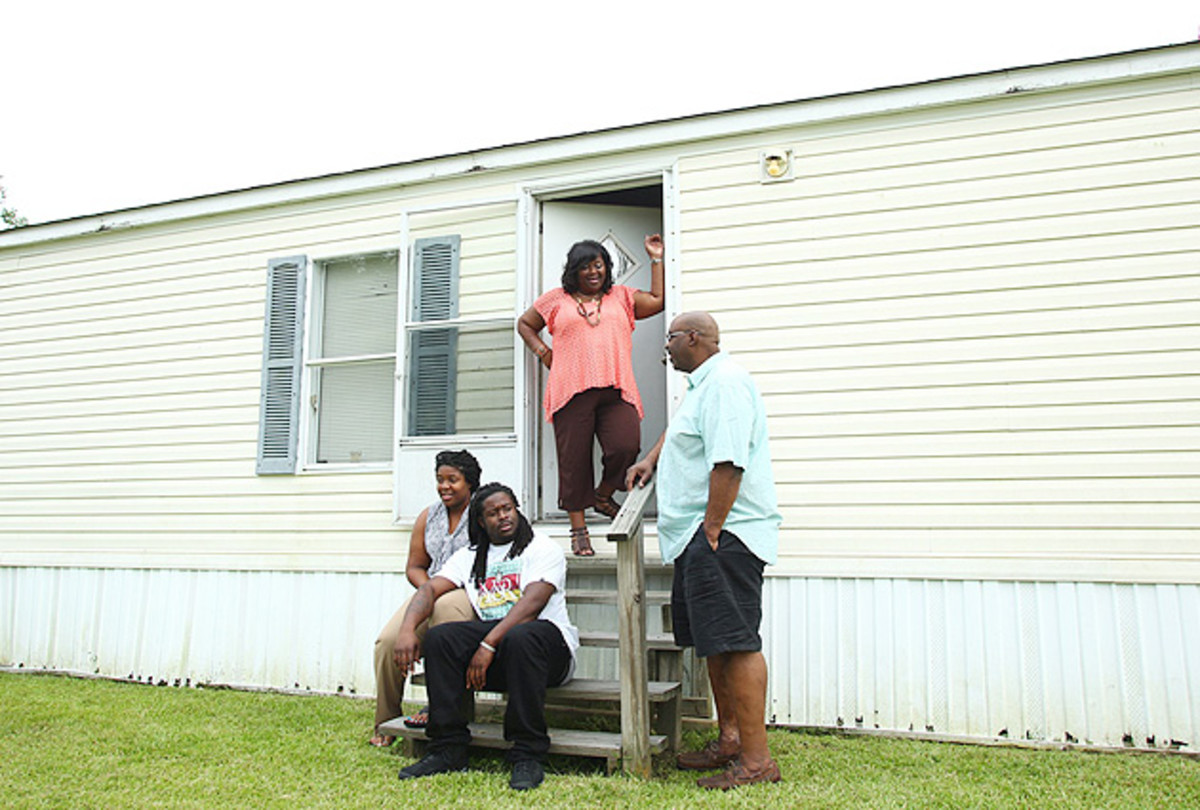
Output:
[552,386,640,511]
[372,588,474,730]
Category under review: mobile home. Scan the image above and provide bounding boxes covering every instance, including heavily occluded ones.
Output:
[2,43,1198,750]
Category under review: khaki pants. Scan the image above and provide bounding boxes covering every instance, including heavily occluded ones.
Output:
[373,588,474,729]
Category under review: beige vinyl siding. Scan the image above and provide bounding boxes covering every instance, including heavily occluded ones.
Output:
[0,185,519,570]
[3,51,1197,578]
[677,73,1200,582]
[408,201,517,317]
[408,202,517,434]
[453,327,516,434]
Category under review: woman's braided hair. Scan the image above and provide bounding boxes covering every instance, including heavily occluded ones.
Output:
[434,448,481,492]
[467,482,534,587]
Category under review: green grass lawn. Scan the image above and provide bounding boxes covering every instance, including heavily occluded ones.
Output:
[1,670,1195,809]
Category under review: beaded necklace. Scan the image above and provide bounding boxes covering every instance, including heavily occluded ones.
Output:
[574,293,603,326]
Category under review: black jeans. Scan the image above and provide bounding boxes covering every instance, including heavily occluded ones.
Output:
[423,619,571,762]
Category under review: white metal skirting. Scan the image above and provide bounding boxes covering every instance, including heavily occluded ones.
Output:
[3,567,1197,751]
[763,577,1200,751]
[0,567,406,695]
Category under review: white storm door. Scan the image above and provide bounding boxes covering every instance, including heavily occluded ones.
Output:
[537,201,666,518]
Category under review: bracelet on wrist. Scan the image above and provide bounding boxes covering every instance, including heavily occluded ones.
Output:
[535,345,547,356]
[479,640,496,653]
[650,257,663,264]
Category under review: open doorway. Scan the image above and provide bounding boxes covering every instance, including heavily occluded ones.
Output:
[534,183,666,521]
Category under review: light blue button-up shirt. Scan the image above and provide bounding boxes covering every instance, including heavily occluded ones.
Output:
[656,352,782,565]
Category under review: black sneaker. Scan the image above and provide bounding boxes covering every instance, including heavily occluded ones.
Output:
[397,748,468,781]
[509,759,544,790]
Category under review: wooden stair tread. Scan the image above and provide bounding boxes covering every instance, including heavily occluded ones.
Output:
[379,720,669,759]
[577,630,679,650]
[549,677,679,701]
[567,589,671,605]
[565,556,675,576]
[409,674,680,703]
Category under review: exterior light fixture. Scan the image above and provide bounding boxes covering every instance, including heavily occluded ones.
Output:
[760,148,794,183]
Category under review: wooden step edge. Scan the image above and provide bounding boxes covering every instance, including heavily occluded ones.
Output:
[567,589,671,605]
[379,720,669,758]
[548,677,681,701]
[577,630,679,650]
[565,557,676,575]
[409,674,682,702]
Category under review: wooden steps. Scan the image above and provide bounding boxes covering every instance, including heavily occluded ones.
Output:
[405,674,683,761]
[390,483,706,776]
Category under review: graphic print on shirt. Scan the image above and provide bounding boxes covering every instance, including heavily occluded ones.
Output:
[476,558,523,620]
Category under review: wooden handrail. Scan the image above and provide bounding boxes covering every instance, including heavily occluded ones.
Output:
[607,481,654,543]
[605,481,655,777]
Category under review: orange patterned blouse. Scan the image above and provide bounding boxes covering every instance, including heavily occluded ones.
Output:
[534,285,644,422]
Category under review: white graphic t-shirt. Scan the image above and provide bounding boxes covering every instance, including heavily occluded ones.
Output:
[474,556,523,619]
[437,530,580,676]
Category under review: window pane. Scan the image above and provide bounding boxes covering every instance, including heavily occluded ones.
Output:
[456,323,514,433]
[320,252,398,358]
[316,361,395,463]
[406,322,514,437]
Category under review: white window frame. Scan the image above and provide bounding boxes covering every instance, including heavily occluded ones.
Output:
[300,246,401,473]
[391,200,524,522]
[394,200,523,447]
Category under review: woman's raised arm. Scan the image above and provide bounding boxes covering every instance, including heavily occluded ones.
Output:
[632,233,665,319]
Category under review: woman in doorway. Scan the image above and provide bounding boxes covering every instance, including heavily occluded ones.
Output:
[369,448,482,747]
[517,234,665,556]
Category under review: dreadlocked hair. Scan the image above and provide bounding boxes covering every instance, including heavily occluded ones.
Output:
[467,482,535,587]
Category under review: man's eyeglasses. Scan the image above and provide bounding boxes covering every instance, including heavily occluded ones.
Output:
[665,329,696,345]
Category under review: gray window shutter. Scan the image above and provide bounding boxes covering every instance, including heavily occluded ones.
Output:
[257,255,307,474]
[411,235,460,320]
[408,328,458,436]
[407,236,460,436]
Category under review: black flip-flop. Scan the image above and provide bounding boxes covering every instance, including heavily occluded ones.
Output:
[403,706,429,728]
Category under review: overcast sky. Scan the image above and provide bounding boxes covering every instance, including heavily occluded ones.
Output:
[2,1,1197,225]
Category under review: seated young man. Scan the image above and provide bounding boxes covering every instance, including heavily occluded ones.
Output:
[392,482,579,791]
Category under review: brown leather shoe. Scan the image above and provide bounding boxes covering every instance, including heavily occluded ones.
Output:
[696,758,782,790]
[676,739,739,770]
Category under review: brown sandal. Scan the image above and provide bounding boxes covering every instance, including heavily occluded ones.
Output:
[592,491,621,519]
[368,732,395,748]
[570,526,595,557]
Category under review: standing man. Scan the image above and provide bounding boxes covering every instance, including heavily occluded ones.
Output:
[627,311,782,790]
[392,482,579,791]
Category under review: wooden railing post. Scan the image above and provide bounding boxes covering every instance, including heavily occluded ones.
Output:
[606,482,655,778]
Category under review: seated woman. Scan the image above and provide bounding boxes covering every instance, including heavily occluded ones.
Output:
[369,449,482,747]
